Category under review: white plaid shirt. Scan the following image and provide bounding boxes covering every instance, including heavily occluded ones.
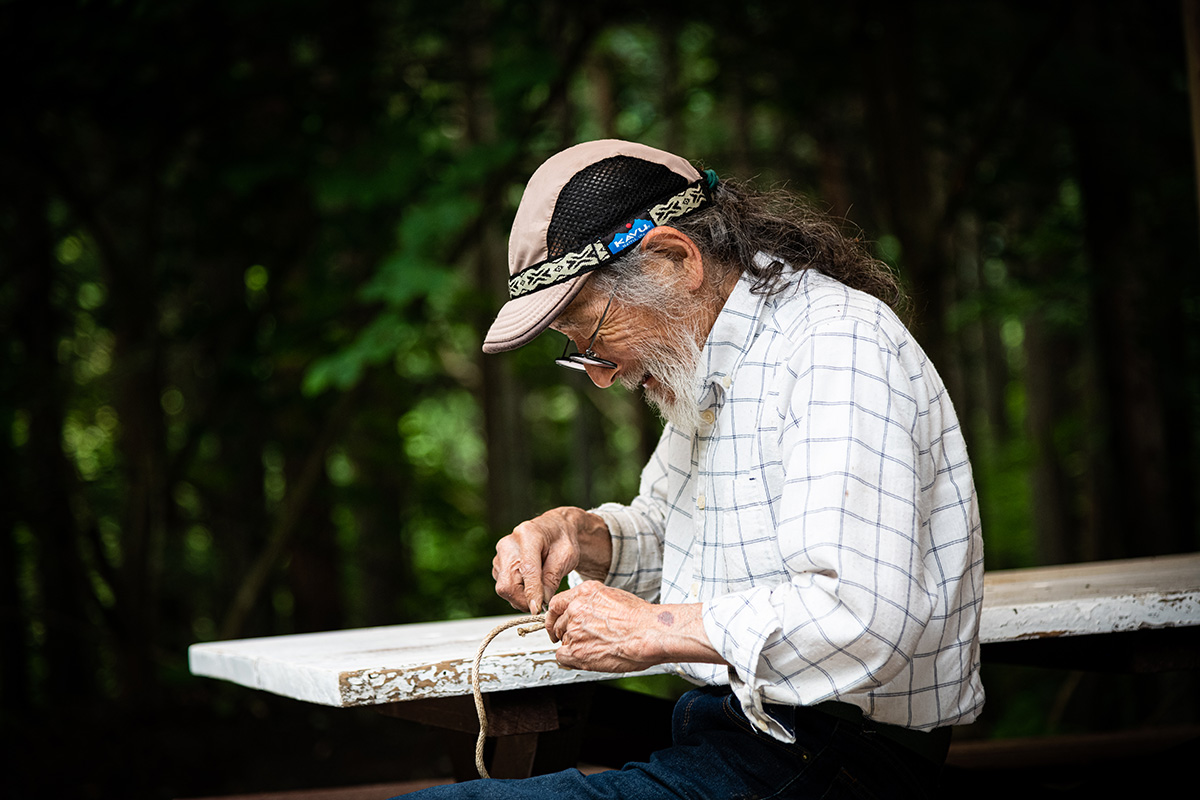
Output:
[589,263,985,741]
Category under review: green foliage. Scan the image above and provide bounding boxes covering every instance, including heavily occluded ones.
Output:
[304,310,415,395]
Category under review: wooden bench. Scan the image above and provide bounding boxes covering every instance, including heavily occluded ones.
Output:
[189,553,1200,784]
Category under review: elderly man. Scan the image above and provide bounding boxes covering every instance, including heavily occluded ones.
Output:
[409,140,984,799]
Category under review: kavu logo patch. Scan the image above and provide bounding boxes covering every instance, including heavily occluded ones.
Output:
[606,219,655,255]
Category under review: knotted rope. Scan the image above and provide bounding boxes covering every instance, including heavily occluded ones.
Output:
[471,614,548,779]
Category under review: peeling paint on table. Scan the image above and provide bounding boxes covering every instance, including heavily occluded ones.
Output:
[189,613,670,707]
[979,553,1200,643]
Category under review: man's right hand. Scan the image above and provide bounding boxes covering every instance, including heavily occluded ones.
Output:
[492,506,612,614]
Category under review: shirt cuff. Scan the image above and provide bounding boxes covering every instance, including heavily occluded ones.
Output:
[702,587,795,743]
[566,503,662,604]
[566,503,635,590]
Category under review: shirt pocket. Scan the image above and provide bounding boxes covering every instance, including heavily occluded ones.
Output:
[709,474,787,590]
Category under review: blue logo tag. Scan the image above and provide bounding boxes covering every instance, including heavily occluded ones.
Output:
[607,219,655,255]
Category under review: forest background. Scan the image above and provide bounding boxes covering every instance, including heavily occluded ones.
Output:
[3,1,1199,798]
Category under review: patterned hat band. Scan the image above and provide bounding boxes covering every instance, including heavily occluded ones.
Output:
[507,175,717,300]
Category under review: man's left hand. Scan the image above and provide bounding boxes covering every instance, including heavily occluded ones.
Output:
[544,581,726,672]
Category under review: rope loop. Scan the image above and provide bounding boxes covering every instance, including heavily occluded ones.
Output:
[472,614,547,779]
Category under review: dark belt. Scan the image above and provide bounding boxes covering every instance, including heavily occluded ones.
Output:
[808,701,952,765]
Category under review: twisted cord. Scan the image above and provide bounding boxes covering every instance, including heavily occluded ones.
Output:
[472,614,547,779]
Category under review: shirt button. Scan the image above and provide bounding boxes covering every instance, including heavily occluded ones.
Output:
[696,494,705,510]
[700,409,716,426]
[690,581,699,598]
[722,375,732,389]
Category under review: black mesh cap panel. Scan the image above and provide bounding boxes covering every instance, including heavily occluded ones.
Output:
[546,156,691,259]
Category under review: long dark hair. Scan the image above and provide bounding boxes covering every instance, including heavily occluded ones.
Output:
[676,179,907,315]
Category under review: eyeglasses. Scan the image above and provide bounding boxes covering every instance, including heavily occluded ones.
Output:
[555,285,618,372]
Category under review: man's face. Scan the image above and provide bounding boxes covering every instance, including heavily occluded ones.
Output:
[552,275,705,432]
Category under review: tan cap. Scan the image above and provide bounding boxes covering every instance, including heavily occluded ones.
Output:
[482,140,709,354]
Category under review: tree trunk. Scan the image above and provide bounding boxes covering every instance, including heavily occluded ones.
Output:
[860,0,948,366]
[464,18,534,534]
[10,181,98,705]
[1069,4,1179,560]
[1022,311,1085,566]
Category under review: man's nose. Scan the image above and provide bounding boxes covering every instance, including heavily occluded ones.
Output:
[585,363,617,388]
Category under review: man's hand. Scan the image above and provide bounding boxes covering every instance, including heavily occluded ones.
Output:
[545,581,726,672]
[492,507,612,614]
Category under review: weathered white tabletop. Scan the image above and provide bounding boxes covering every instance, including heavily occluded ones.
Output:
[189,613,671,707]
[189,553,1200,708]
[979,552,1200,643]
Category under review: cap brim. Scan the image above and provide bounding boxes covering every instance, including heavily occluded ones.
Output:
[481,274,589,354]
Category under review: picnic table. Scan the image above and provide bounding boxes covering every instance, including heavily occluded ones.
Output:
[189,552,1200,780]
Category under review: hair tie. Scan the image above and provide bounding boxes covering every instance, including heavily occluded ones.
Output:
[704,168,719,189]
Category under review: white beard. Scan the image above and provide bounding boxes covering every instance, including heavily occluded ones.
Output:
[600,260,714,435]
[620,316,705,434]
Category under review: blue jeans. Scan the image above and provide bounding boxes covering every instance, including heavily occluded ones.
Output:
[393,686,944,799]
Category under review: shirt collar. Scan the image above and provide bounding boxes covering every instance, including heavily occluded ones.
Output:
[695,256,779,401]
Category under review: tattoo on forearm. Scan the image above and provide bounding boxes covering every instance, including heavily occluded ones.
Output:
[657,611,675,626]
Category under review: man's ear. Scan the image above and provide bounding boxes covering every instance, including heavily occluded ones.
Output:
[639,226,704,293]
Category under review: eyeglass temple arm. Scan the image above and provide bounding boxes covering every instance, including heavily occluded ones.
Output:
[584,289,616,353]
